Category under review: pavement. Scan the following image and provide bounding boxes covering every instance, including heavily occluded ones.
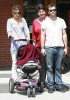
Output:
[0,70,70,100]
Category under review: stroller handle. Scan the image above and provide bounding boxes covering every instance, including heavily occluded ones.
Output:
[15,39,26,41]
[15,39,35,43]
[27,39,36,44]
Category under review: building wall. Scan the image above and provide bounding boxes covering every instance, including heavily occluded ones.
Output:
[0,0,23,69]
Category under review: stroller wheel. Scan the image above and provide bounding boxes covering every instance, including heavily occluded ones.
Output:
[27,88,31,97]
[32,87,35,97]
[9,78,14,93]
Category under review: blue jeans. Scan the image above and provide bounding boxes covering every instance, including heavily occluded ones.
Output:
[45,47,64,89]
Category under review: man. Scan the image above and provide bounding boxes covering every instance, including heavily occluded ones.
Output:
[41,4,69,93]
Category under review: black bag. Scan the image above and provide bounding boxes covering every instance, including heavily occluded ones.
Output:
[61,55,70,74]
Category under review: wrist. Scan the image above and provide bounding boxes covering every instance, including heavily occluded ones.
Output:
[65,46,68,49]
[33,40,36,43]
[41,47,44,49]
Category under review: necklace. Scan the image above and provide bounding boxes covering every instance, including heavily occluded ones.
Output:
[52,20,56,25]
[49,16,57,24]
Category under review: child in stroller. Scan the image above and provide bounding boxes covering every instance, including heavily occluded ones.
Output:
[9,42,44,97]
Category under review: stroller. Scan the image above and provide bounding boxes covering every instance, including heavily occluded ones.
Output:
[9,41,44,97]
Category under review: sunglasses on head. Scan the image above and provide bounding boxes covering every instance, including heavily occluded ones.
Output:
[49,9,56,12]
[14,11,21,15]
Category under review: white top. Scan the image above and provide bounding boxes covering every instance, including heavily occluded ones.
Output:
[7,18,30,53]
[41,17,67,47]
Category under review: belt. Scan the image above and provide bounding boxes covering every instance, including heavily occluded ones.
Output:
[51,47,63,48]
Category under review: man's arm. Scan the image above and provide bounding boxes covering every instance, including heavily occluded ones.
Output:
[62,29,68,55]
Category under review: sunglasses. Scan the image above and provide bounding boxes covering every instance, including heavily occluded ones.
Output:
[49,9,56,12]
[14,11,21,15]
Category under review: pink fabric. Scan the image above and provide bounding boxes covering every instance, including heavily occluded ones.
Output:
[32,18,46,48]
[32,19,41,47]
[16,44,41,66]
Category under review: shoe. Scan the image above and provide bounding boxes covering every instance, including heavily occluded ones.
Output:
[56,84,69,92]
[48,88,55,93]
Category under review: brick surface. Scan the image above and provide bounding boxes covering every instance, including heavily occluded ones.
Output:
[0,0,23,69]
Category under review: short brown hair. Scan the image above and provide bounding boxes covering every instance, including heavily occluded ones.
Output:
[47,3,56,10]
[36,4,45,12]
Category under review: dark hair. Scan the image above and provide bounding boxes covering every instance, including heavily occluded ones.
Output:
[36,4,45,12]
[47,3,56,10]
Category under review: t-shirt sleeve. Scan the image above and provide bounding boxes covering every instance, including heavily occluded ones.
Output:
[23,18,30,34]
[7,19,12,38]
[41,20,46,29]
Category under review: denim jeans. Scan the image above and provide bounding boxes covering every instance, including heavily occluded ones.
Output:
[45,47,64,89]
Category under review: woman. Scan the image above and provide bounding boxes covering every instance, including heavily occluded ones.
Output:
[7,5,30,82]
[32,4,47,88]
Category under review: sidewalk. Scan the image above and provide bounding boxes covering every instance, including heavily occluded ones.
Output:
[0,70,70,100]
[0,70,70,85]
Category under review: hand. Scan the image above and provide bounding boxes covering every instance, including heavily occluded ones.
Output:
[26,37,30,42]
[41,48,46,55]
[63,47,68,55]
[14,36,20,40]
[33,42,36,46]
[10,34,20,40]
[33,40,36,46]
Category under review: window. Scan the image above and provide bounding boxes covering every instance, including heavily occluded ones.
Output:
[24,0,44,26]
